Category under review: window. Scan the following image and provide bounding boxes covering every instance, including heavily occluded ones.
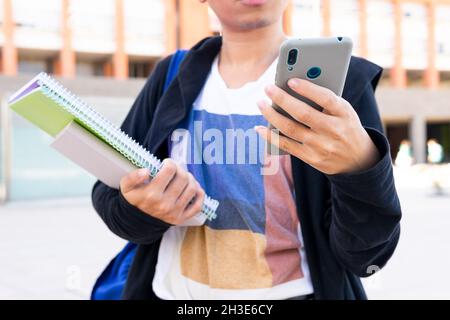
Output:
[18,57,54,75]
[292,0,322,38]
[76,61,105,77]
[402,3,428,70]
[129,61,155,79]
[427,121,450,163]
[367,0,395,68]
[70,0,115,54]
[124,0,165,56]
[436,5,450,71]
[330,0,360,54]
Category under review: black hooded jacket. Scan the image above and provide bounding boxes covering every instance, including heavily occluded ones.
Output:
[92,36,402,300]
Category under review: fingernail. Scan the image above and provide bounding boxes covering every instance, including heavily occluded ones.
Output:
[265,84,275,95]
[138,168,149,177]
[288,78,301,88]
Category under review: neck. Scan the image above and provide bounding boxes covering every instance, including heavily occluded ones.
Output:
[217,22,286,88]
[219,22,286,68]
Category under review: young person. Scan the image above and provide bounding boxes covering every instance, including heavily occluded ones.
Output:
[92,0,401,300]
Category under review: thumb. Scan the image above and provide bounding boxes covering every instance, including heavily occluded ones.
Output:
[120,168,149,194]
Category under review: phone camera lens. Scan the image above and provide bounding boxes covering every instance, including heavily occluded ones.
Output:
[287,49,298,66]
[307,67,322,79]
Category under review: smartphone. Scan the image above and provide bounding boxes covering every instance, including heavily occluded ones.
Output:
[267,37,353,155]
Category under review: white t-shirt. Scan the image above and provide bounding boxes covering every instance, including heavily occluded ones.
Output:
[152,56,313,300]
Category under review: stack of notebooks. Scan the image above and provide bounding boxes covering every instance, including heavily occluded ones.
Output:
[9,73,219,224]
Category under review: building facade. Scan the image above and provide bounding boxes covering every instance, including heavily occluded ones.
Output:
[0,0,449,84]
[0,0,449,202]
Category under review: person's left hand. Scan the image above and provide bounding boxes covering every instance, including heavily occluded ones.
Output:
[255,78,380,175]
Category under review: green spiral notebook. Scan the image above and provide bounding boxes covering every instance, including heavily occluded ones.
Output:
[9,72,219,222]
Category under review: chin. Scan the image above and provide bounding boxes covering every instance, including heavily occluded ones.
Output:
[211,0,287,32]
[237,18,272,31]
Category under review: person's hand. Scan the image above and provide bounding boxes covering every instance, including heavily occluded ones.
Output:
[120,159,205,225]
[255,78,380,175]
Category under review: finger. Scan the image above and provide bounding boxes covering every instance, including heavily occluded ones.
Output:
[257,100,314,143]
[164,168,190,201]
[264,84,326,129]
[287,79,346,116]
[255,125,312,163]
[182,186,206,220]
[149,159,178,192]
[175,177,200,211]
[120,168,149,194]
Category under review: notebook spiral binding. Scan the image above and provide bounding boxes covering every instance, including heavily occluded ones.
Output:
[37,72,219,221]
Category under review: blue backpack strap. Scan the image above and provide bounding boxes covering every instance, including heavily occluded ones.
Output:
[164,49,188,91]
[91,50,188,301]
[90,242,137,300]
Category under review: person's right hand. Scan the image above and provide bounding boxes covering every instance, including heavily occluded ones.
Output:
[120,159,205,225]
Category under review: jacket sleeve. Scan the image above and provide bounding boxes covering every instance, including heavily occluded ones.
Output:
[327,65,402,277]
[91,56,173,244]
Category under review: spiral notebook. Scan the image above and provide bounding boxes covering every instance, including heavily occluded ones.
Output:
[9,72,219,222]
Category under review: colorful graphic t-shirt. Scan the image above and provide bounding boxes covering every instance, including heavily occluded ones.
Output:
[152,56,313,299]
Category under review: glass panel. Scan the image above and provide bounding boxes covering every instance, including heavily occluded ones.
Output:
[9,112,95,201]
[124,0,165,56]
[12,0,62,50]
[70,0,116,53]
[367,0,395,68]
[0,4,4,46]
[292,0,323,38]
[402,3,428,70]
[436,5,450,71]
[18,58,51,75]
[76,61,105,77]
[8,96,133,201]
[330,0,360,54]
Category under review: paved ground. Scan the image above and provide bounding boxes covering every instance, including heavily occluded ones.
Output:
[361,187,450,299]
[0,167,449,300]
[0,198,125,300]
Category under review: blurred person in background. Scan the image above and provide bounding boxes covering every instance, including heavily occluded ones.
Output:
[92,0,401,300]
[427,139,445,195]
[427,139,444,164]
[395,140,413,167]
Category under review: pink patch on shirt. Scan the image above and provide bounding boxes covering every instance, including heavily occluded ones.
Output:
[263,155,304,285]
